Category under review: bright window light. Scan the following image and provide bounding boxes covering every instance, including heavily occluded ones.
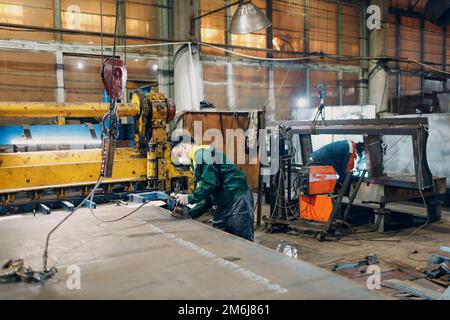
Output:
[297,98,308,108]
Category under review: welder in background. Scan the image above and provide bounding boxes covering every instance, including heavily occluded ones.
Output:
[309,140,365,183]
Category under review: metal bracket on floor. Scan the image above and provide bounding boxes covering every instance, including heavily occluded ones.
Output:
[60,201,74,212]
[129,192,169,204]
[85,200,96,209]
[39,203,51,215]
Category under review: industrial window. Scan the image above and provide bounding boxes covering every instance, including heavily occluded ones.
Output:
[199,0,227,56]
[386,13,397,60]
[310,70,338,106]
[386,9,448,112]
[423,79,444,94]
[126,58,159,93]
[202,64,227,108]
[389,73,398,107]
[199,0,360,60]
[309,0,338,56]
[399,17,421,71]
[61,0,115,44]
[396,74,422,113]
[64,55,103,103]
[126,0,159,38]
[272,0,305,57]
[201,63,270,110]
[0,50,56,102]
[424,21,443,69]
[127,58,159,81]
[400,75,422,97]
[342,72,359,105]
[233,65,269,109]
[61,0,164,44]
[341,4,359,64]
[0,0,54,41]
[273,68,306,120]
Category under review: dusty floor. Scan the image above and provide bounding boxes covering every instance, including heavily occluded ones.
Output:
[197,203,450,298]
[0,204,386,300]
[2,199,449,299]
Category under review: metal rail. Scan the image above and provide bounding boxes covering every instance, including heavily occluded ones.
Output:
[0,102,140,118]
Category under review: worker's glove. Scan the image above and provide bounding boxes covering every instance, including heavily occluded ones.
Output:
[170,206,190,220]
[174,194,189,205]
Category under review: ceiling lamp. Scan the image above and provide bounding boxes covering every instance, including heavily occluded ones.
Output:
[192,0,271,35]
[229,1,272,34]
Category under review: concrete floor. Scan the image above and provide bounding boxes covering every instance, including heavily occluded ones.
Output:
[1,199,449,299]
[0,203,386,300]
[249,204,450,297]
[253,205,450,267]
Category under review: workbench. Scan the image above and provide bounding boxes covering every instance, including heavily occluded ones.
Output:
[0,204,386,299]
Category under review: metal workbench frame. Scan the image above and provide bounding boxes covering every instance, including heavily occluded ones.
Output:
[268,117,435,190]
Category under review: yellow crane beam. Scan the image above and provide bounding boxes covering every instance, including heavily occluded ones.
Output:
[0,102,140,118]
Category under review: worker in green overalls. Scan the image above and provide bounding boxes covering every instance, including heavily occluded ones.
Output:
[171,138,254,241]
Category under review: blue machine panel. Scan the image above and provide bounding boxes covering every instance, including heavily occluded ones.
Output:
[0,124,103,147]
[0,126,24,145]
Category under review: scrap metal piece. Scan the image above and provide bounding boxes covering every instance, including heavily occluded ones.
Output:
[427,262,450,279]
[85,200,96,209]
[383,279,441,300]
[0,258,57,284]
[428,253,450,265]
[61,201,74,212]
[39,203,51,215]
[114,200,128,206]
[331,262,360,272]
[331,254,379,272]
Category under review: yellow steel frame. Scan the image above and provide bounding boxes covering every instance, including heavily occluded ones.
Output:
[0,102,139,118]
[0,148,147,194]
[0,94,193,206]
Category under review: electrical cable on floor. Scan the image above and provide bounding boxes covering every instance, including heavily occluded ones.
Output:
[406,249,430,262]
[42,177,103,272]
[88,192,151,223]
[333,220,363,247]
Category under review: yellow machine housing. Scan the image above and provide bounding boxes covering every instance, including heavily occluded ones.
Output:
[0,92,193,206]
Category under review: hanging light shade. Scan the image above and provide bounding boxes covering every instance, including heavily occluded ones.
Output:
[229,1,272,34]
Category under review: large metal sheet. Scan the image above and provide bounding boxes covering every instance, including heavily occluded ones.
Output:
[0,205,386,300]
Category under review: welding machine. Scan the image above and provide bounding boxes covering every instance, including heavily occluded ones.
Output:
[299,165,338,223]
